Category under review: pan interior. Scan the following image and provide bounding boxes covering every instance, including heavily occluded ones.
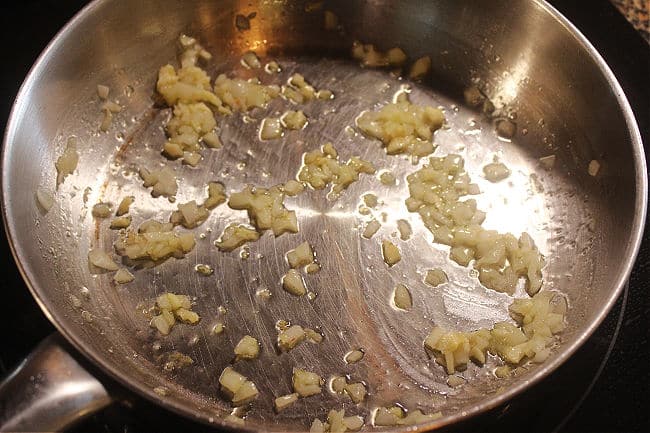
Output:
[2,0,642,430]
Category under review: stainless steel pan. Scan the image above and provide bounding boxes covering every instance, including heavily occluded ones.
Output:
[1,0,646,431]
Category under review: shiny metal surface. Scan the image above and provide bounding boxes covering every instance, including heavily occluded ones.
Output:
[0,335,113,432]
[1,0,646,431]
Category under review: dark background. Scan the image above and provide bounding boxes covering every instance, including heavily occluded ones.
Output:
[0,1,648,432]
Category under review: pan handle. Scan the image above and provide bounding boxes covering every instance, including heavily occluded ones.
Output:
[0,333,114,432]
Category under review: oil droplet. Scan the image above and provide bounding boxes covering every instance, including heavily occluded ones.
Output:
[240,246,250,259]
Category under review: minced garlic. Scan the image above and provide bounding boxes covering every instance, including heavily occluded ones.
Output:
[393,284,412,310]
[55,137,79,186]
[229,184,298,236]
[139,166,177,198]
[286,241,315,268]
[274,393,299,412]
[234,335,260,360]
[116,196,134,216]
[219,367,259,406]
[292,368,323,397]
[282,269,307,296]
[483,161,511,182]
[114,226,195,263]
[356,96,444,157]
[214,74,280,111]
[214,224,260,252]
[396,219,412,240]
[425,268,448,287]
[298,143,375,196]
[381,240,401,266]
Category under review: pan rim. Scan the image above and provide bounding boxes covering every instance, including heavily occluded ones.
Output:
[1,0,647,431]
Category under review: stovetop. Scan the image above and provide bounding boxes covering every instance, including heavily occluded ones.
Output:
[1,1,648,432]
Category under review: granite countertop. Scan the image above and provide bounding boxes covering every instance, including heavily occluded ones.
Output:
[612,0,650,42]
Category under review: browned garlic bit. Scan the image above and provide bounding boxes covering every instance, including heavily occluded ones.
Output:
[298,143,376,196]
[588,159,600,176]
[150,293,200,336]
[228,184,298,236]
[406,154,545,295]
[356,95,444,157]
[219,366,259,406]
[55,137,79,186]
